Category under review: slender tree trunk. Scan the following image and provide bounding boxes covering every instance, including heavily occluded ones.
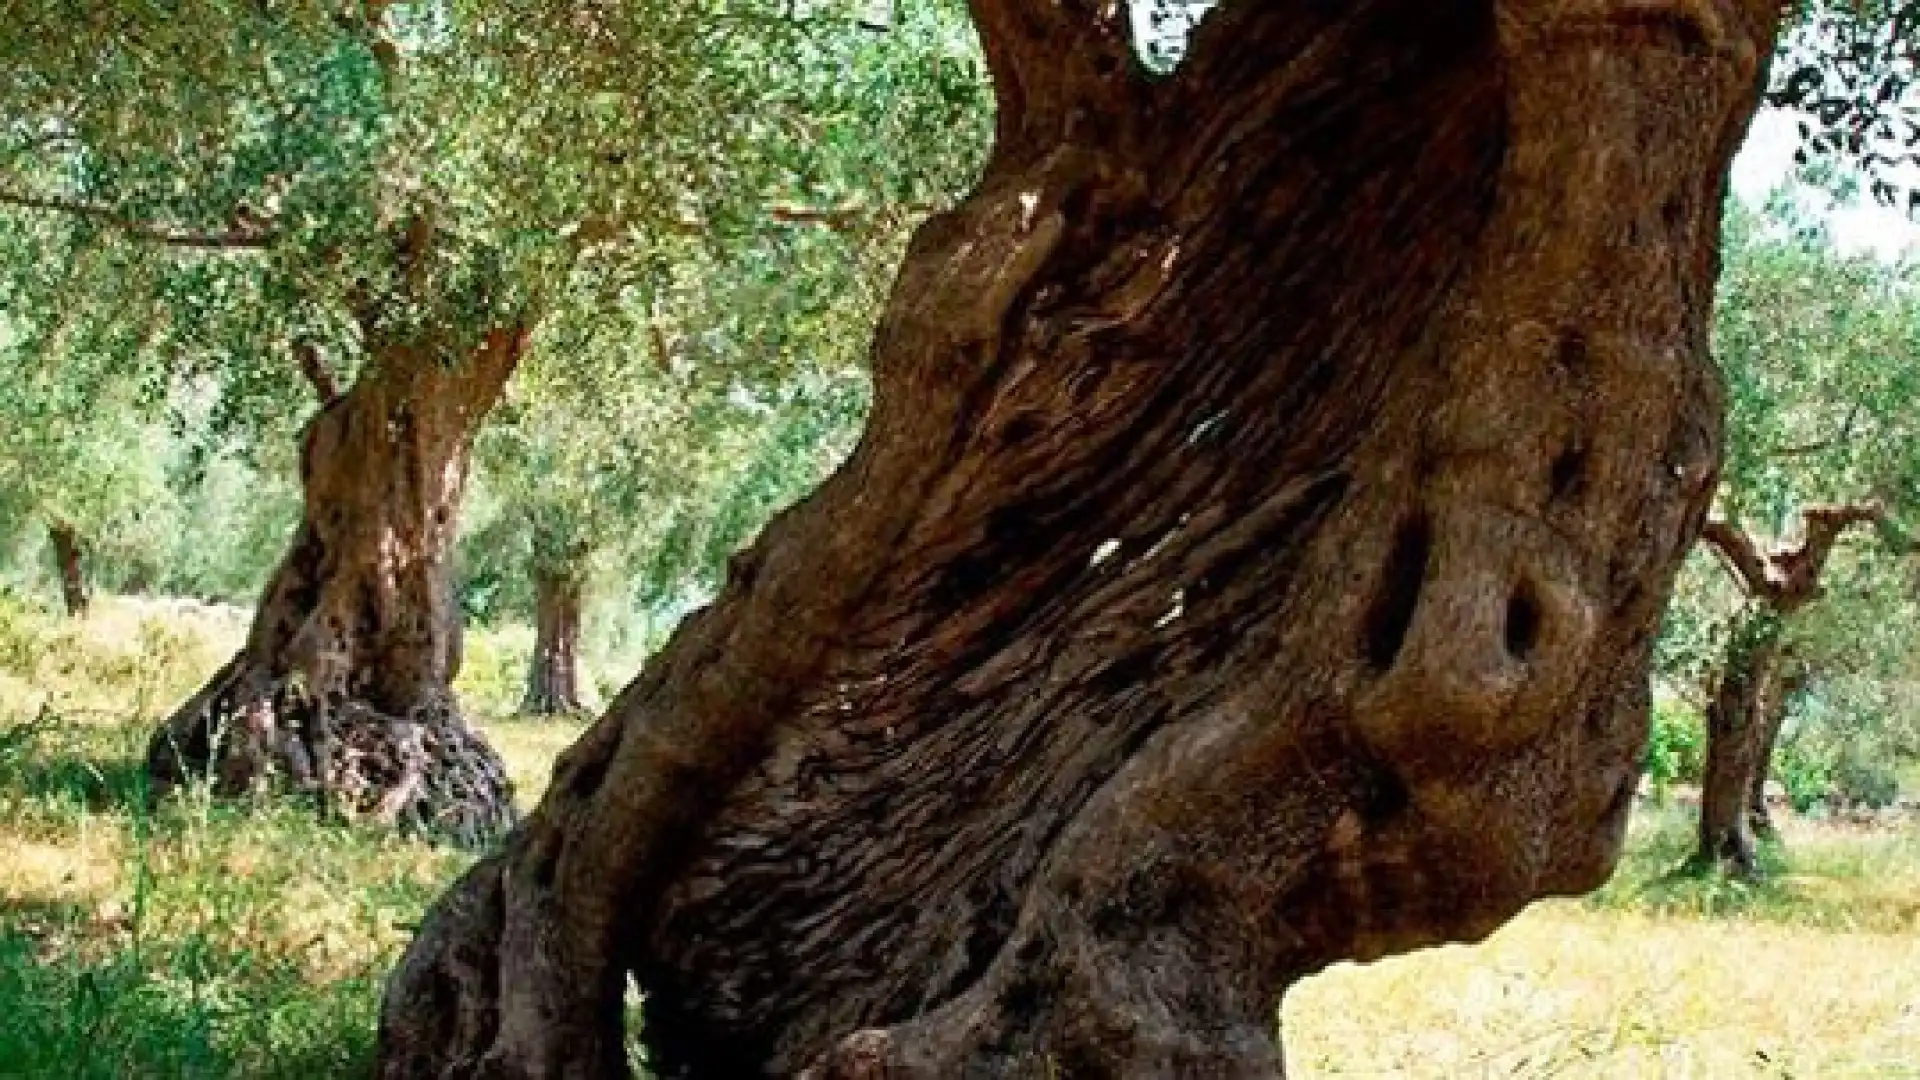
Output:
[146,326,529,848]
[1695,508,1886,874]
[47,519,89,617]
[522,566,586,717]
[381,2,1781,1075]
[1746,663,1804,838]
[1696,609,1784,876]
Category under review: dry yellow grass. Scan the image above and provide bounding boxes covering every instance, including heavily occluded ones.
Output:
[3,594,1917,1077]
[1287,903,1920,1078]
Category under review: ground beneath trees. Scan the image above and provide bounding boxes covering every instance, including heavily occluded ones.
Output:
[1,597,1916,1077]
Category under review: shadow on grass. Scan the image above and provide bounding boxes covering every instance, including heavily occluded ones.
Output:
[0,709,154,814]
[0,899,382,1080]
[1590,803,1920,932]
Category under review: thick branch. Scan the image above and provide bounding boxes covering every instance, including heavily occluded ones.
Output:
[966,0,1148,153]
[361,0,403,96]
[0,186,275,250]
[1792,502,1886,583]
[470,322,535,403]
[769,203,867,231]
[294,340,342,405]
[1706,502,1888,610]
[1701,518,1775,598]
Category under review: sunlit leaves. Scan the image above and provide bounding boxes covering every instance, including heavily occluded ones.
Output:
[1770,2,1920,209]
[1713,198,1920,530]
[451,0,990,626]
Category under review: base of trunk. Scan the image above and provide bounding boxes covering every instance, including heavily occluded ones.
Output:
[519,688,588,717]
[1691,823,1763,880]
[147,660,516,850]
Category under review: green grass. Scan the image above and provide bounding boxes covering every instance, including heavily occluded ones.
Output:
[3,595,1918,1077]
[0,596,574,1078]
[1586,804,1920,933]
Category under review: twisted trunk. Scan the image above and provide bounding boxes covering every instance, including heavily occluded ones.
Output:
[48,519,88,617]
[1746,663,1804,838]
[522,566,586,717]
[381,1,1780,1075]
[1696,609,1784,876]
[146,326,529,849]
[1695,506,1886,873]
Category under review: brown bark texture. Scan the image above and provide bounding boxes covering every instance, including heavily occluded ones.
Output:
[1694,504,1881,875]
[379,1,1783,1076]
[1695,608,1785,876]
[1746,664,1806,839]
[146,326,528,849]
[522,567,587,717]
[48,519,89,617]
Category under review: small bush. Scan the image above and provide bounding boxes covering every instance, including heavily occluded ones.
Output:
[453,624,534,719]
[1775,740,1835,813]
[0,590,39,672]
[1644,698,1706,788]
[1829,744,1901,809]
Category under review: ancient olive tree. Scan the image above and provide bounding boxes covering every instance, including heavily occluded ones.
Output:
[1678,201,1920,875]
[3,3,529,840]
[380,0,1794,1074]
[1,0,839,842]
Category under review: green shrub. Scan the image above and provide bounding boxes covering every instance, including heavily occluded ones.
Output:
[1644,698,1706,788]
[1829,744,1901,808]
[453,624,533,719]
[1774,740,1834,813]
[0,589,36,672]
[1771,683,1913,811]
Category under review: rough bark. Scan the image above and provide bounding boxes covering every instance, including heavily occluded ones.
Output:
[380,1,1782,1076]
[522,566,587,717]
[146,326,529,849]
[1695,505,1883,875]
[1696,609,1783,875]
[1746,664,1804,839]
[47,519,89,617]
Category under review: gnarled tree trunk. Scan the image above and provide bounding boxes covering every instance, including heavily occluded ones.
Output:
[380,1,1781,1075]
[1696,609,1783,876]
[1695,505,1884,875]
[522,565,586,717]
[47,519,89,617]
[146,326,529,849]
[1746,662,1804,839]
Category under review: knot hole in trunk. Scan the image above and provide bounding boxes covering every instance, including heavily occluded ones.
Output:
[1362,513,1431,670]
[1505,581,1541,661]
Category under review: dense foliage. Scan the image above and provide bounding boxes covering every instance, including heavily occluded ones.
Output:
[1,1,991,700]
